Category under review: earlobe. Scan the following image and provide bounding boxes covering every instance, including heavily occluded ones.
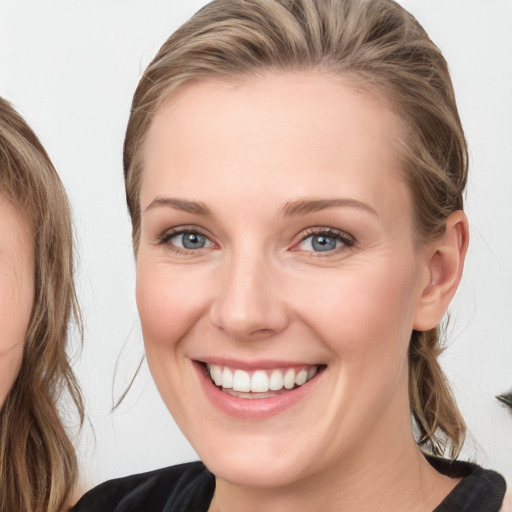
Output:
[413,210,469,331]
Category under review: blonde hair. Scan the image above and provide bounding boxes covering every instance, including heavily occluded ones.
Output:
[124,0,467,456]
[0,98,83,512]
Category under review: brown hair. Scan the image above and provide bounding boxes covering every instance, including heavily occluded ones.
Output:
[0,98,83,512]
[123,0,467,456]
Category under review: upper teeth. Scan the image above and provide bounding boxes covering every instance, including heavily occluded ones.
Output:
[206,364,318,393]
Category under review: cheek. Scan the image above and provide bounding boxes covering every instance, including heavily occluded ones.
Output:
[135,261,209,356]
[295,264,420,430]
[295,261,420,362]
[0,274,33,405]
[135,260,215,427]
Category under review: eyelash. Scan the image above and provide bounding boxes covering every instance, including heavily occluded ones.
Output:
[156,226,356,255]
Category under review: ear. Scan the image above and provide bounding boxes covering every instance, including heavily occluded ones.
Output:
[413,210,469,331]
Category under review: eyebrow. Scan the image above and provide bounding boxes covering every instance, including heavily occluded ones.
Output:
[144,196,211,216]
[281,198,378,217]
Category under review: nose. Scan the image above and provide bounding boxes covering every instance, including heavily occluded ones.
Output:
[209,250,289,341]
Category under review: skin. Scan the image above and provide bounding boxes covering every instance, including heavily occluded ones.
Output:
[136,72,468,512]
[0,197,34,406]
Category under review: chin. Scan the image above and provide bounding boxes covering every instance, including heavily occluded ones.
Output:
[204,448,310,489]
[188,424,329,490]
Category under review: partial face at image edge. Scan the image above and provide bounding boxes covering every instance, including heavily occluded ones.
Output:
[0,197,35,406]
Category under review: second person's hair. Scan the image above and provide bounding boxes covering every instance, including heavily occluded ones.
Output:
[0,98,83,512]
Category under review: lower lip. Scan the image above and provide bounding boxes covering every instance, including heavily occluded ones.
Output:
[194,362,323,419]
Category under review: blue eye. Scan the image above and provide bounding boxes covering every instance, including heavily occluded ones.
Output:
[313,235,337,251]
[168,231,212,250]
[298,230,353,253]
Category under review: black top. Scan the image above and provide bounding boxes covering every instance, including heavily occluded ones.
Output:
[72,457,506,512]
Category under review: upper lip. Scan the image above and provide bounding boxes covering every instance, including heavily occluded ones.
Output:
[195,358,323,371]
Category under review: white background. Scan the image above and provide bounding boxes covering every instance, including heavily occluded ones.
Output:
[1,0,511,491]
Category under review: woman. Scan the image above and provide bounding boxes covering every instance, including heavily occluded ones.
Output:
[0,98,83,512]
[74,0,507,510]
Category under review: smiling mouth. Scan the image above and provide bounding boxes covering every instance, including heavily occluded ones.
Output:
[204,363,323,399]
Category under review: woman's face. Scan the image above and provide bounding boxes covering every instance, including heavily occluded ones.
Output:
[0,198,34,406]
[136,72,434,488]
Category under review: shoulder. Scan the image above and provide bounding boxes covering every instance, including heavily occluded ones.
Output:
[426,456,507,512]
[72,461,215,512]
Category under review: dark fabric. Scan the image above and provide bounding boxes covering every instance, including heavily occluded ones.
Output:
[427,456,506,512]
[73,457,506,512]
[72,462,214,512]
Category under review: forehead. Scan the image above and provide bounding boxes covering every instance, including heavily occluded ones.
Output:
[141,71,408,216]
